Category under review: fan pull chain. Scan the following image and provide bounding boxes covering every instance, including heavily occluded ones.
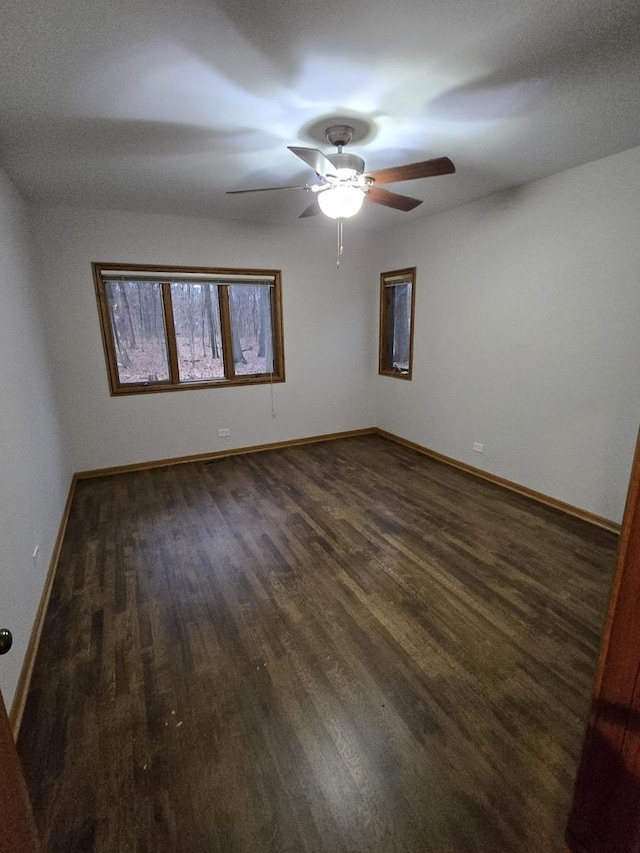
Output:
[336,219,345,269]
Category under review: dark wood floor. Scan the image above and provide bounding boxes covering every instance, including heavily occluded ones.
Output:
[18,435,617,852]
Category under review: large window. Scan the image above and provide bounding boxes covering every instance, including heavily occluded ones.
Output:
[93,263,285,395]
[378,267,416,379]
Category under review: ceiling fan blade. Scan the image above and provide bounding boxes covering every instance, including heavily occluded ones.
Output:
[288,146,337,179]
[299,199,321,218]
[365,156,455,185]
[226,185,307,195]
[366,186,423,212]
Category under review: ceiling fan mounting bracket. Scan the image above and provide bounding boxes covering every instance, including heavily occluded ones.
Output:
[325,125,355,148]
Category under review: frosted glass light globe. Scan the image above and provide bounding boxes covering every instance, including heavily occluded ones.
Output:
[317,185,366,219]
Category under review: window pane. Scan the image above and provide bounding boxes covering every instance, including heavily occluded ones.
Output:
[105,281,170,383]
[379,268,415,380]
[96,264,284,395]
[170,283,225,381]
[228,285,274,375]
[388,282,412,371]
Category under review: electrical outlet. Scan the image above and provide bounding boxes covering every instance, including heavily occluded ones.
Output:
[218,428,231,437]
[472,442,484,453]
[32,545,39,570]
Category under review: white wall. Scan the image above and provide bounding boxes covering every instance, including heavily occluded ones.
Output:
[0,170,69,709]
[31,206,378,473]
[375,145,640,524]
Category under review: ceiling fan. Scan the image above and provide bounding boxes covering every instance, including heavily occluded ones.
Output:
[227,124,456,221]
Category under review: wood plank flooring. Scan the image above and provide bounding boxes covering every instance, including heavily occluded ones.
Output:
[17,435,617,852]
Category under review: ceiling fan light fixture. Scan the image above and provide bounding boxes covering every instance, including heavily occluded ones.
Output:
[317,185,366,219]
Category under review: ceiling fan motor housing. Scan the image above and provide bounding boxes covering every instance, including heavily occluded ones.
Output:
[327,152,365,178]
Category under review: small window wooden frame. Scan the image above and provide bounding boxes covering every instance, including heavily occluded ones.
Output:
[378,266,416,380]
[93,262,285,395]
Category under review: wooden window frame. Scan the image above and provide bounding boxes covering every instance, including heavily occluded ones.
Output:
[378,266,416,380]
[93,262,285,396]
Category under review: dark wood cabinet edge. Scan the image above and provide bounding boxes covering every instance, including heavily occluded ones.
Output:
[564,426,640,853]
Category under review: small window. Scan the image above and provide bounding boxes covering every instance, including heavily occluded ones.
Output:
[379,267,416,379]
[93,263,285,395]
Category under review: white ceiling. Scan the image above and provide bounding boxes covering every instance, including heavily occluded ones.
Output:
[1,0,639,230]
